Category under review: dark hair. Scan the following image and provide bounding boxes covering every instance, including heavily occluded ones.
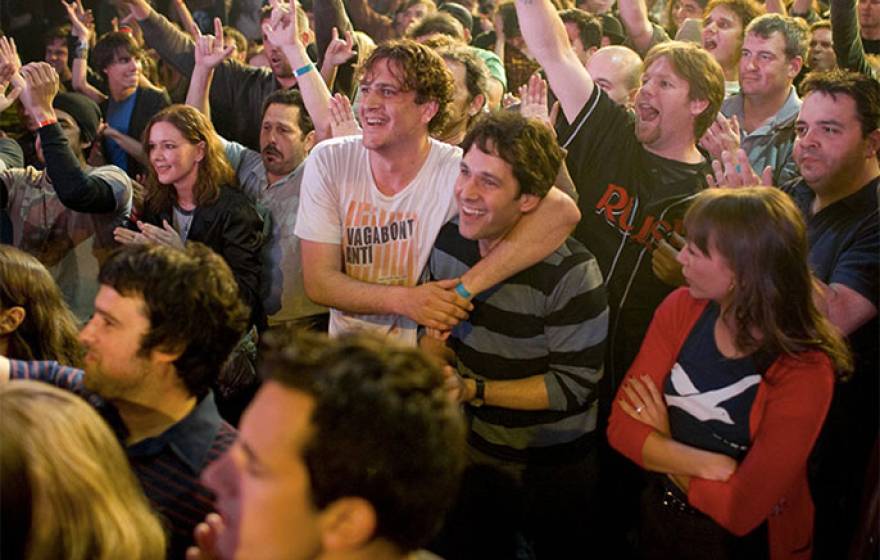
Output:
[437,44,490,106]
[359,40,454,134]
[800,69,880,137]
[143,104,236,214]
[461,111,563,198]
[44,24,71,47]
[745,13,809,60]
[0,245,83,366]
[496,1,522,39]
[407,12,465,40]
[644,41,725,138]
[259,329,466,552]
[560,8,603,51]
[92,31,143,75]
[684,188,852,374]
[98,243,250,397]
[260,88,315,135]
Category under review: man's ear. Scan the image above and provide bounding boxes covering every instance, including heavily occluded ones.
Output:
[319,497,377,552]
[468,93,486,117]
[303,129,317,152]
[518,193,541,213]
[864,128,880,158]
[688,97,709,119]
[787,56,804,80]
[0,306,26,335]
[420,99,440,125]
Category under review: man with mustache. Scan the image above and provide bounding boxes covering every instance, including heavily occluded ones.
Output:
[186,22,328,331]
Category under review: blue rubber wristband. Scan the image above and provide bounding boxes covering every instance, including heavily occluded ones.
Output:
[455,282,472,299]
[294,62,315,77]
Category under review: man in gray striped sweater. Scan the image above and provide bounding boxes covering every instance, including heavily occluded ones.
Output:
[422,111,609,559]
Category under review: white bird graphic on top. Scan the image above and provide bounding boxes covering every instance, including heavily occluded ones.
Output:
[664,363,761,425]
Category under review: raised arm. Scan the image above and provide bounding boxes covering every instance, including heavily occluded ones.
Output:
[831,0,877,78]
[19,63,118,213]
[345,0,396,43]
[63,0,107,104]
[186,18,235,117]
[513,0,594,122]
[263,1,332,141]
[617,0,659,55]
[122,0,199,77]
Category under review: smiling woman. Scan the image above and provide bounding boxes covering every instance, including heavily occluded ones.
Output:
[116,104,265,328]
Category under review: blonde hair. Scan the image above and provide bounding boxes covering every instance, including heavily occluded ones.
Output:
[0,382,167,559]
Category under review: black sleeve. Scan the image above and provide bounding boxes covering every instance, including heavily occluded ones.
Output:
[38,123,117,213]
[0,137,24,169]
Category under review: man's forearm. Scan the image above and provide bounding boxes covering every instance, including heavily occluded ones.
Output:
[39,124,117,213]
[280,44,332,140]
[186,66,214,117]
[305,266,407,315]
[472,374,551,410]
[460,186,580,295]
[139,10,198,76]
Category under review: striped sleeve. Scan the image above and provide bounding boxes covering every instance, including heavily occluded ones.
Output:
[544,247,609,412]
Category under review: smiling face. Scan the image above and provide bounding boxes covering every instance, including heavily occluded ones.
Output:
[358,58,437,156]
[44,38,70,77]
[634,55,706,151]
[103,48,141,94]
[739,31,800,97]
[676,237,735,303]
[807,27,836,71]
[793,91,878,195]
[702,6,745,71]
[455,143,539,255]
[147,121,205,191]
[203,382,325,560]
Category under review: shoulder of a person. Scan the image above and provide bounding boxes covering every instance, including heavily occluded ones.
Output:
[765,349,835,386]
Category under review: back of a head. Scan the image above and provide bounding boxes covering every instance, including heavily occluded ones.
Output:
[259,329,467,552]
[408,11,466,41]
[0,381,166,560]
[0,245,83,366]
[98,243,250,398]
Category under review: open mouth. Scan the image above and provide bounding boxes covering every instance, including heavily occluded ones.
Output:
[460,205,486,218]
[636,102,659,122]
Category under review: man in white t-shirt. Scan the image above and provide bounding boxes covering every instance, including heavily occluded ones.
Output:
[296,40,580,344]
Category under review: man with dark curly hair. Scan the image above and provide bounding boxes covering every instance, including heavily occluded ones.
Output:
[0,242,250,560]
[295,39,580,346]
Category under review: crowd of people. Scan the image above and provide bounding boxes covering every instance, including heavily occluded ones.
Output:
[0,0,877,558]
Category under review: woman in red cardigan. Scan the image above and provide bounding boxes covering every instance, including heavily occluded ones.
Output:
[607,187,851,560]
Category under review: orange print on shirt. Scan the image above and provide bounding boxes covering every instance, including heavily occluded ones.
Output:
[343,201,419,286]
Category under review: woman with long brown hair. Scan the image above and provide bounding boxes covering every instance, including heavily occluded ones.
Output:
[113,104,264,326]
[0,245,83,366]
[608,187,850,560]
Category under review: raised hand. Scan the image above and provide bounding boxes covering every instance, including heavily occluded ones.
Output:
[699,113,741,161]
[262,0,299,47]
[328,93,361,137]
[705,148,773,188]
[194,18,235,69]
[0,37,24,107]
[397,278,473,331]
[18,63,60,120]
[518,73,551,126]
[138,220,185,248]
[61,0,93,42]
[323,27,356,69]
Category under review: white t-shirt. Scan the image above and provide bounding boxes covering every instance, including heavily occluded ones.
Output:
[295,136,461,344]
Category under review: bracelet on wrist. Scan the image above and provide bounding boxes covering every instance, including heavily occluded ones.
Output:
[294,62,315,77]
[37,118,58,128]
[454,282,472,299]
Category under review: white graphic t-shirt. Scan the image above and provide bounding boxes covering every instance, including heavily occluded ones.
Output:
[295,136,461,345]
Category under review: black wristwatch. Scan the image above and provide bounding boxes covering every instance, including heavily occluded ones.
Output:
[470,378,485,407]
